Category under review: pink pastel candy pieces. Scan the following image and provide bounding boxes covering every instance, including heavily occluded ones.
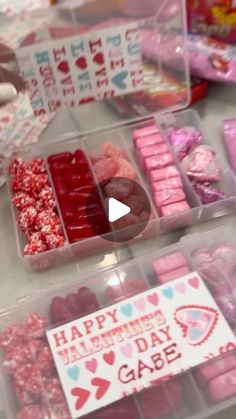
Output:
[153,251,188,276]
[154,188,186,208]
[197,354,236,383]
[139,144,169,168]
[208,368,236,401]
[135,133,164,149]
[149,166,180,182]
[160,201,190,217]
[133,124,159,140]
[145,153,174,172]
[152,176,183,192]
[159,266,190,284]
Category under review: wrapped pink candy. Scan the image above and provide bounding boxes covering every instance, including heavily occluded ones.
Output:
[141,30,236,84]
[223,119,236,174]
[194,183,226,204]
[188,35,236,84]
[167,126,203,160]
[182,145,221,183]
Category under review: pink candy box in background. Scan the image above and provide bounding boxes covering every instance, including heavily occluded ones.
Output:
[1,225,236,419]
[187,0,236,44]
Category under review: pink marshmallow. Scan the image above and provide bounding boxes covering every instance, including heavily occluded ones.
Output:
[154,188,186,208]
[208,368,236,401]
[152,176,183,192]
[197,354,236,384]
[159,266,190,284]
[133,124,159,139]
[153,251,188,276]
[149,166,180,182]
[145,153,174,172]
[135,133,164,149]
[160,201,190,217]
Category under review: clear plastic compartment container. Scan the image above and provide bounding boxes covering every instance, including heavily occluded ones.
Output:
[1,225,236,418]
[5,109,236,271]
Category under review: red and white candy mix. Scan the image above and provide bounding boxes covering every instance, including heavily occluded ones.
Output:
[10,157,65,256]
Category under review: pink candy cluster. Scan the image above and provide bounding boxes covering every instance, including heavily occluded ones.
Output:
[10,157,65,256]
[133,124,190,217]
[167,126,226,204]
[91,142,136,182]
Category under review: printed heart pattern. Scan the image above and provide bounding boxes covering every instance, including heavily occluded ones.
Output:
[58,60,70,74]
[175,283,186,294]
[67,365,80,381]
[189,277,199,289]
[134,298,146,312]
[103,351,115,365]
[112,71,128,90]
[147,293,159,306]
[76,56,87,70]
[175,305,219,346]
[85,358,97,374]
[120,303,133,318]
[120,343,133,358]
[71,387,90,410]
[91,377,111,400]
[93,52,104,66]
[162,287,174,300]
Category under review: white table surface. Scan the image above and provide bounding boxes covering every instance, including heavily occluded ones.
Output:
[0,83,236,418]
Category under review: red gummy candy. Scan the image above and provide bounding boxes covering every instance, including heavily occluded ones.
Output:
[50,297,74,325]
[37,345,55,377]
[43,377,65,404]
[115,158,136,180]
[65,293,81,317]
[94,158,118,182]
[67,224,97,242]
[78,287,100,313]
[60,202,77,224]
[52,176,68,197]
[0,323,26,350]
[12,192,35,211]
[87,398,138,419]
[26,313,48,339]
[48,152,73,165]
[50,162,74,175]
[3,344,32,374]
[105,178,134,200]
[14,363,41,395]
[74,150,89,171]
[139,382,182,419]
[101,142,127,160]
[17,404,46,419]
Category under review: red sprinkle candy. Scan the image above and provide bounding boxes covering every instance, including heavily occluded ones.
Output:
[26,313,48,339]
[17,404,46,419]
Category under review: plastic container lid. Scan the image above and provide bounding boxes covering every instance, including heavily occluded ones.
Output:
[0,0,190,134]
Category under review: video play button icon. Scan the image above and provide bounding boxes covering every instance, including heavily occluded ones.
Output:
[108,198,131,222]
[86,177,151,242]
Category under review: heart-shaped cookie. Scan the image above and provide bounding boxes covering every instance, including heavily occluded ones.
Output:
[175,305,218,346]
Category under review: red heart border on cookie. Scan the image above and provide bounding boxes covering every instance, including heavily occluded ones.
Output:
[174,304,219,346]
